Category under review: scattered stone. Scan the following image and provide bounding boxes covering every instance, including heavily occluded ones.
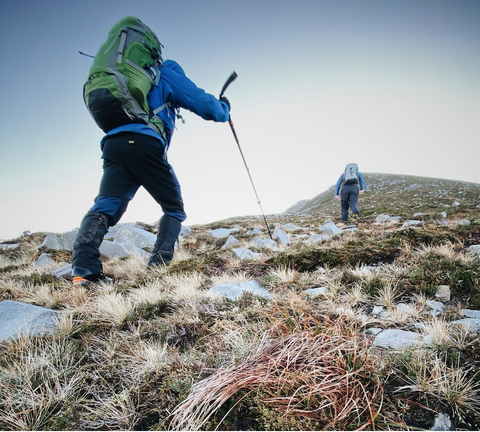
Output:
[306,234,327,243]
[435,285,451,302]
[114,225,156,248]
[431,412,455,431]
[40,232,75,251]
[304,287,326,297]
[0,300,61,342]
[0,243,19,250]
[210,280,273,300]
[272,227,291,244]
[341,225,358,231]
[33,253,56,268]
[210,227,241,238]
[373,329,423,348]
[221,235,241,249]
[426,300,445,316]
[413,212,424,217]
[401,220,422,228]
[397,303,414,314]
[468,245,480,255]
[100,241,149,259]
[374,214,401,224]
[180,226,192,236]
[280,223,304,232]
[251,238,277,249]
[50,263,73,278]
[232,248,261,260]
[319,221,341,235]
[247,227,263,235]
[451,318,480,332]
[371,306,384,316]
[458,219,471,226]
[460,309,480,319]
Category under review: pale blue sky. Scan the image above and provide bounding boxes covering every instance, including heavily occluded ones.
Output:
[1,0,479,240]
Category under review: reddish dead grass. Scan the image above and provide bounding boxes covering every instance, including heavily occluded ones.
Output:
[170,314,383,430]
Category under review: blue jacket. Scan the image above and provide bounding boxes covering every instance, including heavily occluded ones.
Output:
[335,171,365,195]
[101,60,230,149]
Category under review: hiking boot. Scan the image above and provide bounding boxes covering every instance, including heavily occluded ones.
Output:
[72,266,112,287]
[352,214,358,223]
[147,215,182,268]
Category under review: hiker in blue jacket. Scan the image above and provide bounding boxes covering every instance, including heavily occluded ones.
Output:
[334,163,365,223]
[71,59,230,286]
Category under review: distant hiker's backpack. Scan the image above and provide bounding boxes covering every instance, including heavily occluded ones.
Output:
[83,16,165,137]
[343,163,359,185]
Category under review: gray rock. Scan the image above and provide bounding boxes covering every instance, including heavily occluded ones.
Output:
[210,227,241,238]
[232,248,261,260]
[319,221,341,235]
[114,226,156,248]
[50,263,73,278]
[435,285,451,302]
[100,241,149,259]
[0,243,19,250]
[375,214,401,224]
[180,226,192,236]
[280,223,304,232]
[307,234,327,243]
[451,318,480,332]
[373,329,422,348]
[458,219,471,226]
[397,303,414,314]
[0,300,61,341]
[210,280,273,300]
[251,237,277,249]
[431,412,455,431]
[426,299,445,316]
[272,227,291,244]
[40,233,73,251]
[221,235,241,249]
[459,309,480,319]
[402,220,422,228]
[33,253,56,268]
[247,227,263,235]
[304,287,327,297]
[468,245,480,255]
[371,306,384,316]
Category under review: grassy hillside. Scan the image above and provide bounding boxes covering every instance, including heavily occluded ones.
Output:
[285,172,480,221]
[0,174,479,431]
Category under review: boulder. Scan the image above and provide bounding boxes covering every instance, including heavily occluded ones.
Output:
[0,300,61,341]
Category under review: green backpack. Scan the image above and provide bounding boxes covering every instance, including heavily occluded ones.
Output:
[83,16,165,137]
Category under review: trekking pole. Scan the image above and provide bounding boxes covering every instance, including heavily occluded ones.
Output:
[220,72,273,239]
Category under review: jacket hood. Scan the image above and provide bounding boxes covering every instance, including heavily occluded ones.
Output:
[163,59,185,76]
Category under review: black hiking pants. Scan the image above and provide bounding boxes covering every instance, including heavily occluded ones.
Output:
[340,184,359,221]
[72,132,186,274]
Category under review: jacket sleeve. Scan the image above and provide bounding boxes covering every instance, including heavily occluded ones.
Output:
[335,174,344,195]
[358,173,365,190]
[162,62,230,122]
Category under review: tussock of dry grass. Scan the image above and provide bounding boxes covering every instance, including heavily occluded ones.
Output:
[170,316,382,431]
[396,353,480,415]
[0,337,85,431]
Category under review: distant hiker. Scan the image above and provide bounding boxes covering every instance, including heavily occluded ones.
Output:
[71,17,230,287]
[334,163,365,223]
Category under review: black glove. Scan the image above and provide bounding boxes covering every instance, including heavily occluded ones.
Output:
[220,96,231,110]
